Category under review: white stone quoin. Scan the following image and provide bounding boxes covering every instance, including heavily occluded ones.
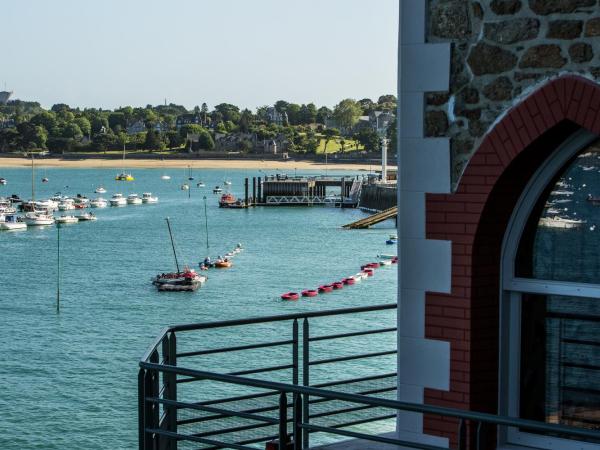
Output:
[396,0,452,446]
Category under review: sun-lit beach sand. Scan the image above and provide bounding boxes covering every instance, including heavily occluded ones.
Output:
[0,157,389,171]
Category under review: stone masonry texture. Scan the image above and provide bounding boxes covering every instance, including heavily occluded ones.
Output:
[426,0,600,186]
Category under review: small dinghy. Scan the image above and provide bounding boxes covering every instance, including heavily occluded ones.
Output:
[55,215,79,224]
[77,212,97,221]
[214,259,232,268]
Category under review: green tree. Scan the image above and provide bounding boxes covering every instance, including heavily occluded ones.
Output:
[178,124,205,139]
[166,130,184,149]
[75,117,92,138]
[274,100,289,113]
[333,99,361,132]
[387,117,397,157]
[196,128,214,150]
[286,103,301,125]
[358,98,375,115]
[144,130,162,150]
[30,111,57,131]
[17,123,48,149]
[213,103,240,124]
[215,122,227,134]
[316,106,332,124]
[62,123,83,140]
[322,127,339,154]
[108,112,126,131]
[299,103,317,124]
[355,128,380,152]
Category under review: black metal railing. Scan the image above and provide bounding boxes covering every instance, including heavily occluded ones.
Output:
[139,303,600,449]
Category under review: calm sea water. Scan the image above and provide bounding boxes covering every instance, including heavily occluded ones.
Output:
[0,167,397,449]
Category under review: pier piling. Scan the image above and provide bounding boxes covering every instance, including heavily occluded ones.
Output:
[252,177,256,206]
[257,177,262,205]
[244,178,249,206]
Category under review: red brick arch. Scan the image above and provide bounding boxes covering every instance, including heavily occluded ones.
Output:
[423,74,600,446]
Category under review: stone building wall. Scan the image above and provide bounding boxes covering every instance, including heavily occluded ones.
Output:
[425,0,600,185]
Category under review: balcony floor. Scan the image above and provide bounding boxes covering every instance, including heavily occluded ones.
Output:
[310,432,400,450]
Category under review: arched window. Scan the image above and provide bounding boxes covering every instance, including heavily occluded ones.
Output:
[501,129,600,449]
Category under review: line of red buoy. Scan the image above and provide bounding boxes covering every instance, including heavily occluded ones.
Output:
[281,256,398,300]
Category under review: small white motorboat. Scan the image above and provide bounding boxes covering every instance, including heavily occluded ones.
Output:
[197,181,205,188]
[379,259,393,266]
[77,212,97,221]
[0,198,16,214]
[324,194,341,207]
[58,199,75,211]
[377,254,397,260]
[36,199,58,211]
[161,175,171,180]
[0,178,7,185]
[90,198,108,208]
[41,177,49,183]
[213,186,222,194]
[95,186,107,194]
[142,192,158,203]
[539,216,586,229]
[181,183,190,191]
[23,211,55,226]
[110,193,127,207]
[127,193,143,205]
[224,180,232,186]
[55,215,79,224]
[0,214,27,231]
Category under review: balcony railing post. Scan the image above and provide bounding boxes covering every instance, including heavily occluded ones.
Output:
[278,392,288,450]
[165,332,177,449]
[138,369,146,450]
[144,349,160,450]
[302,318,309,449]
[458,418,466,450]
[292,319,298,386]
[293,393,303,450]
[475,421,484,450]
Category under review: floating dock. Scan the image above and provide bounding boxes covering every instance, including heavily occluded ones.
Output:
[238,175,363,207]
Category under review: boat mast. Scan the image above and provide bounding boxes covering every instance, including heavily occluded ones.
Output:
[56,222,60,313]
[165,217,180,273]
[31,153,35,202]
[203,196,209,256]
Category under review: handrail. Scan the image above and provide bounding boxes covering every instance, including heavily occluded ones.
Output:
[167,303,397,333]
[139,362,600,441]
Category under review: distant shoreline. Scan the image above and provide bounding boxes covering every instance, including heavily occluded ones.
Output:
[0,155,391,171]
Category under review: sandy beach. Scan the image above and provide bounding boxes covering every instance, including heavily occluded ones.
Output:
[0,157,389,171]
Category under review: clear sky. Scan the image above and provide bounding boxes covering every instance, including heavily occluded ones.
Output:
[2,0,398,111]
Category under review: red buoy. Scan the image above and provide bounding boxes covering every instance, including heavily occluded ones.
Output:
[302,289,318,297]
[281,292,299,300]
[332,281,344,289]
[363,269,374,277]
[343,277,356,285]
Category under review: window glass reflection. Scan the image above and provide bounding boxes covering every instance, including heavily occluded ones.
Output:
[517,143,600,283]
[520,293,600,436]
